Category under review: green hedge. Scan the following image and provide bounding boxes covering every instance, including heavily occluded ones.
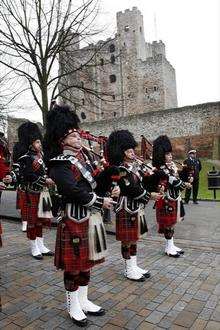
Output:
[198,160,220,200]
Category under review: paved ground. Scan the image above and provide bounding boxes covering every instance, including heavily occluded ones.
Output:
[0,201,220,329]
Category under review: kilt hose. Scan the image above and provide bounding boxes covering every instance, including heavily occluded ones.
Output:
[20,192,51,240]
[0,222,2,247]
[116,209,139,242]
[156,198,177,234]
[54,218,104,273]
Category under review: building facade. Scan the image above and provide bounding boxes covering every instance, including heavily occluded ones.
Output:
[60,7,178,122]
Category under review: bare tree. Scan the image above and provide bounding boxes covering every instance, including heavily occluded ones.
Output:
[0,0,111,124]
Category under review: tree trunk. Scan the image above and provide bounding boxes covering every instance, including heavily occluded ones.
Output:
[41,85,49,126]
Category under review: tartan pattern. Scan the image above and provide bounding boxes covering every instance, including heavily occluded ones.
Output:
[20,192,51,239]
[116,209,139,242]
[18,191,28,219]
[32,158,42,172]
[54,218,104,272]
[156,198,177,234]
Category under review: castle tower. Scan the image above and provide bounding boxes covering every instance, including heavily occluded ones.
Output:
[117,7,146,61]
[60,7,178,122]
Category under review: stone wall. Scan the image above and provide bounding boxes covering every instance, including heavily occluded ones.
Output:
[81,101,220,159]
[7,101,220,159]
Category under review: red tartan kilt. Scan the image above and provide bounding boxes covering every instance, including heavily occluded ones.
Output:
[116,209,139,242]
[0,222,2,247]
[156,199,177,233]
[54,218,104,273]
[23,192,51,227]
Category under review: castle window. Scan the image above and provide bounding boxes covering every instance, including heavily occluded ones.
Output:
[81,81,84,88]
[145,88,148,93]
[100,58,104,66]
[109,44,115,53]
[112,95,115,100]
[82,98,85,105]
[110,55,115,64]
[124,25,129,32]
[113,111,117,117]
[81,112,86,120]
[140,27,142,33]
[109,74,116,83]
[154,86,158,91]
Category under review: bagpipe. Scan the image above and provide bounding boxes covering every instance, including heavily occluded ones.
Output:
[79,130,109,178]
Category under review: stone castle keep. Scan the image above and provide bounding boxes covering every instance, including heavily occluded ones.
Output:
[61,7,178,122]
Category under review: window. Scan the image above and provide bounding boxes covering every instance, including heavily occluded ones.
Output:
[140,27,142,33]
[113,112,117,117]
[82,99,85,105]
[124,25,129,32]
[109,74,116,83]
[81,112,86,120]
[110,55,115,64]
[145,88,148,93]
[112,95,115,100]
[109,44,115,53]
[100,58,104,66]
[81,81,84,88]
[154,86,158,92]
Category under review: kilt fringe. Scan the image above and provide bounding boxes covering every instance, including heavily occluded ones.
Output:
[88,213,108,261]
[95,225,101,253]
[138,209,148,236]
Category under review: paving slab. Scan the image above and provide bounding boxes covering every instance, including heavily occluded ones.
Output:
[0,198,220,329]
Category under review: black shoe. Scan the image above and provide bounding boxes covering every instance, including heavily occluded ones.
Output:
[126,275,146,282]
[86,308,105,316]
[71,317,88,327]
[42,251,54,256]
[143,271,151,278]
[32,254,43,260]
[193,201,199,204]
[177,250,184,254]
[166,252,180,258]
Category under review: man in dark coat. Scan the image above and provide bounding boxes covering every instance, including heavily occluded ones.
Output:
[184,150,202,204]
